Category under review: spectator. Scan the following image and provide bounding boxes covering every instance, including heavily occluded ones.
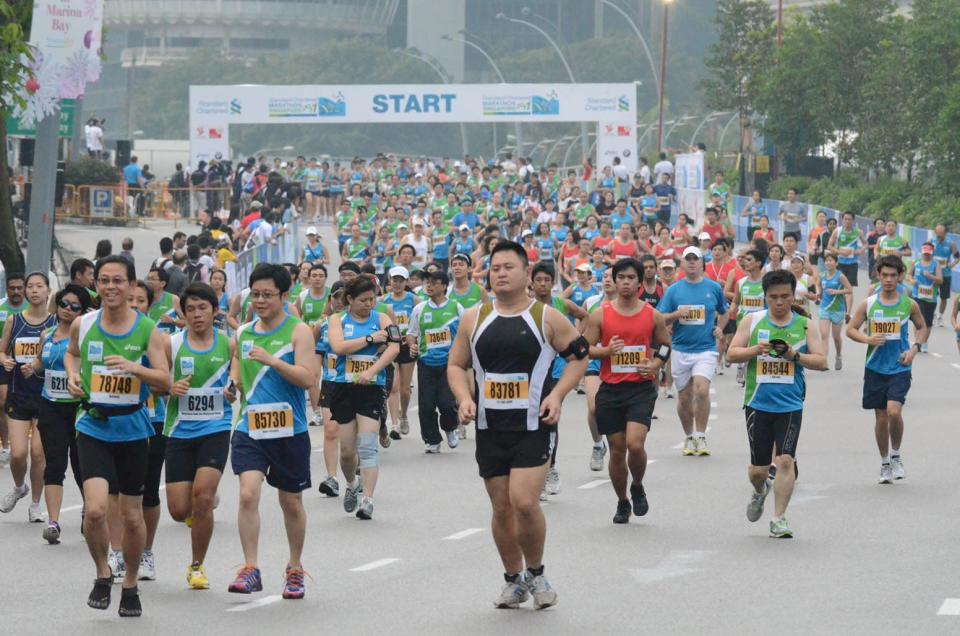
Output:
[168,162,190,217]
[165,250,189,295]
[190,160,208,216]
[119,237,135,266]
[611,156,631,183]
[653,152,674,184]
[93,239,112,264]
[638,156,651,186]
[123,155,145,217]
[84,118,103,160]
[185,244,209,283]
[155,236,174,269]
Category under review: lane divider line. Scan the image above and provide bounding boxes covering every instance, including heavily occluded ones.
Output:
[442,528,483,541]
[350,558,400,572]
[226,595,283,612]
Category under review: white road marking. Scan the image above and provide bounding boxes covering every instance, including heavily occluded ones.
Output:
[578,479,611,489]
[709,388,716,395]
[350,558,400,572]
[442,528,483,541]
[789,483,833,506]
[709,414,717,420]
[61,484,166,513]
[937,599,960,615]
[711,401,718,408]
[628,550,716,584]
[226,595,283,612]
[952,363,960,371]
[931,352,943,358]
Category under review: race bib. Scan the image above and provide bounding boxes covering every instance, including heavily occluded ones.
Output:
[181,388,224,420]
[483,372,529,410]
[425,327,452,350]
[394,312,409,333]
[678,305,706,325]
[247,402,293,439]
[610,345,647,374]
[742,296,764,311]
[871,317,901,341]
[345,354,377,383]
[756,356,794,384]
[90,365,140,405]
[326,353,338,373]
[44,370,71,400]
[14,337,40,364]
[657,196,670,206]
[934,256,948,266]
[917,284,934,301]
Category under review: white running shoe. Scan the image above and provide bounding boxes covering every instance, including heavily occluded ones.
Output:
[399,416,410,435]
[28,502,44,523]
[446,429,460,449]
[524,571,558,610]
[539,488,548,502]
[138,549,156,580]
[682,436,696,456]
[545,467,561,495]
[878,463,894,484]
[746,480,771,522]
[0,483,29,513]
[665,388,675,399]
[111,551,127,583]
[0,448,10,468]
[937,313,944,327]
[736,363,746,386]
[494,579,530,609]
[891,456,906,480]
[424,443,441,454]
[589,443,606,471]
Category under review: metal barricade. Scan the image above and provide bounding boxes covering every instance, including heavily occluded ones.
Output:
[152,186,232,226]
[65,184,145,226]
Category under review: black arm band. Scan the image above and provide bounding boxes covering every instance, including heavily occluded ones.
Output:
[559,335,590,360]
[653,344,671,362]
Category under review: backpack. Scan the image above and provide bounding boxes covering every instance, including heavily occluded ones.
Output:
[185,261,204,284]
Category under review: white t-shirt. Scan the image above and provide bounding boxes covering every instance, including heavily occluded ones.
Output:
[639,165,651,184]
[536,210,558,226]
[401,233,430,266]
[653,160,674,183]
[251,221,274,246]
[612,164,631,182]
[85,125,103,151]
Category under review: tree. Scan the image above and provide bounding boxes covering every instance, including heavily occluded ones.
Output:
[701,0,775,186]
[0,0,33,273]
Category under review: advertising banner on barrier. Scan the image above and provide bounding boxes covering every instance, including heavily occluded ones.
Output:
[224,222,302,296]
[597,121,638,173]
[189,83,637,165]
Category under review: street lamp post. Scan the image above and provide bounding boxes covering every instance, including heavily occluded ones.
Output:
[496,12,589,161]
[395,48,469,158]
[655,0,673,154]
[598,0,661,107]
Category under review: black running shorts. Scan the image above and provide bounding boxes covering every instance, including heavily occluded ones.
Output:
[745,406,802,466]
[475,427,556,479]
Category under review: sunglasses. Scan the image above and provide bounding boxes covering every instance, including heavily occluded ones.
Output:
[58,299,83,312]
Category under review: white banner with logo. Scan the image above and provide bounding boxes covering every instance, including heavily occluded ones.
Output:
[224,222,303,296]
[189,83,637,165]
[596,121,638,173]
[674,152,705,191]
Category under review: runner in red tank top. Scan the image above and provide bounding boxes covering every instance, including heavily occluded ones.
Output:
[606,225,639,264]
[582,258,670,525]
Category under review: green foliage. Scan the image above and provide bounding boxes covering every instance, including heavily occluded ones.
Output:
[0,2,33,111]
[64,158,121,186]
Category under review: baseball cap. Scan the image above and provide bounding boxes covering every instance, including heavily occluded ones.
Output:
[459,224,470,232]
[306,226,318,236]
[659,259,676,269]
[575,262,592,273]
[682,246,703,260]
[698,232,711,242]
[250,201,263,209]
[791,252,806,262]
[388,266,409,279]
[521,229,533,238]
[413,219,425,226]
[921,243,934,254]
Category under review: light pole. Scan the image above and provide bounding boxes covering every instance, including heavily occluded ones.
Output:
[442,33,522,158]
[598,0,661,107]
[495,12,589,160]
[395,48,468,158]
[655,0,674,154]
[521,6,562,40]
[688,111,730,148]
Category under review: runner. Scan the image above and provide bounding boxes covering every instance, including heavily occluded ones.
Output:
[657,246,729,456]
[817,253,854,369]
[846,255,929,484]
[33,284,89,543]
[909,242,942,352]
[932,224,959,326]
[327,276,400,520]
[727,269,827,538]
[407,270,463,452]
[314,282,347,497]
[582,270,617,471]
[827,212,865,287]
[382,266,417,439]
[146,267,183,334]
[0,272,57,522]
[65,256,170,616]
[581,258,670,524]
[704,239,736,372]
[0,272,27,467]
[228,263,316,598]
[163,283,234,590]
[295,263,330,426]
[448,240,588,610]
[728,249,767,388]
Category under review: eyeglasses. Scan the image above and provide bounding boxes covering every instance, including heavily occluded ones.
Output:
[249,291,280,300]
[58,299,83,312]
[96,277,128,287]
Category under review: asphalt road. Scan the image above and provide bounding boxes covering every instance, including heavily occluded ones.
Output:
[2,221,958,634]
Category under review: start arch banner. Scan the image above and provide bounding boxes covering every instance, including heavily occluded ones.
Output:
[189,83,638,169]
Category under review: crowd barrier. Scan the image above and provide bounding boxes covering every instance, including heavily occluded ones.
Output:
[223,221,302,296]
[51,183,231,226]
[675,187,960,292]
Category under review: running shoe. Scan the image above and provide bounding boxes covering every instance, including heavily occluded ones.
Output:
[379,427,391,448]
[589,443,606,471]
[682,436,696,456]
[834,355,842,370]
[769,517,793,539]
[309,416,322,427]
[878,463,893,484]
[746,480,770,523]
[545,467,561,495]
[613,499,631,524]
[87,577,112,610]
[716,364,724,376]
[694,436,711,456]
[891,456,906,480]
[539,488,548,502]
[494,579,530,609]
[111,551,127,583]
[356,496,374,520]
[921,342,929,353]
[343,480,362,513]
[43,520,61,544]
[399,416,410,435]
[389,427,401,440]
[186,563,209,590]
[138,549,156,581]
[118,586,142,617]
[424,443,441,454]
[524,571,558,610]
[768,464,777,481]
[282,566,306,599]
[457,423,467,439]
[0,483,29,513]
[28,502,45,522]
[937,313,944,327]
[227,566,262,594]
[630,483,649,516]
[318,476,340,497]
[575,386,586,395]
[446,429,460,449]
[665,388,675,399]
[736,363,746,386]
[0,448,9,468]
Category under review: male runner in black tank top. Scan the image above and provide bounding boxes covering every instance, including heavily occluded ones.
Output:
[449,241,588,611]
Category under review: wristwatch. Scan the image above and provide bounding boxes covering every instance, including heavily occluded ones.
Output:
[791,351,801,363]
[365,335,374,345]
[913,343,921,352]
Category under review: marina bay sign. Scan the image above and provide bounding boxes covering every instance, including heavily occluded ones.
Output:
[189,83,638,168]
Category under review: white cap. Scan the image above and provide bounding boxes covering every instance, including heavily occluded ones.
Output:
[306,226,318,236]
[698,231,711,241]
[682,246,703,259]
[413,219,425,226]
[459,224,470,231]
[388,266,409,279]
[574,262,592,273]
[521,229,533,238]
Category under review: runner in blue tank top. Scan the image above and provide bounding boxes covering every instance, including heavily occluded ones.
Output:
[817,253,854,369]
